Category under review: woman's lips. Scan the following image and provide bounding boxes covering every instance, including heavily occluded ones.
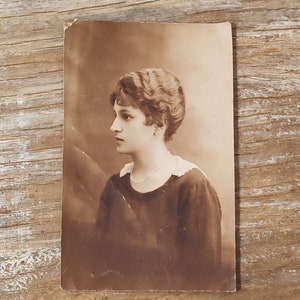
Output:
[115,137,124,142]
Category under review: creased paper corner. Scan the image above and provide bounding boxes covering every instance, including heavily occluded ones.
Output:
[64,19,79,31]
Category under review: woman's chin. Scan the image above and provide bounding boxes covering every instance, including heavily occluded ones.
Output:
[115,147,130,155]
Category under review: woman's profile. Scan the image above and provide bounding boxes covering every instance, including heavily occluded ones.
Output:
[80,68,223,290]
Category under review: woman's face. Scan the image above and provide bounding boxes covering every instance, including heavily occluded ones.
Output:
[110,102,156,155]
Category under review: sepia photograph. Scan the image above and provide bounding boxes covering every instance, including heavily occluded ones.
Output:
[61,20,236,291]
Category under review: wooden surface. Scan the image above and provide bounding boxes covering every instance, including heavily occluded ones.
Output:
[0,0,299,299]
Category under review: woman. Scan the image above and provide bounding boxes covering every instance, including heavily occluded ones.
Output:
[89,68,222,290]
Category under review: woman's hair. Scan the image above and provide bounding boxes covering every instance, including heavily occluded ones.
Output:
[110,68,185,141]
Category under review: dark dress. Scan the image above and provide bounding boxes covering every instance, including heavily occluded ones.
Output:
[62,157,223,290]
[91,158,222,290]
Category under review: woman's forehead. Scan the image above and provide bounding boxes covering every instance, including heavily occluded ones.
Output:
[115,91,137,106]
[113,102,143,114]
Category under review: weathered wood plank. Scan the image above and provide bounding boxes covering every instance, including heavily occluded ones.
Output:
[0,0,299,299]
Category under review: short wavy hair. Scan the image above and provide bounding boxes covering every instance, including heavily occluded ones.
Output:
[110,68,185,141]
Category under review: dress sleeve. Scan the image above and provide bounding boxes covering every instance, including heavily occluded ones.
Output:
[95,178,113,232]
[176,171,222,286]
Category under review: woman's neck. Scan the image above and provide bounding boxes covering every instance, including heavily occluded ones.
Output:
[131,143,169,176]
[129,143,178,193]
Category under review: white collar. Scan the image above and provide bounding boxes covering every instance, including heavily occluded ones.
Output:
[119,155,207,178]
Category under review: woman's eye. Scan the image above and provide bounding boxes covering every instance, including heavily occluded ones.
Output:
[122,114,132,121]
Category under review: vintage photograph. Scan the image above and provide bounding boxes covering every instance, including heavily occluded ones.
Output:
[61,20,236,291]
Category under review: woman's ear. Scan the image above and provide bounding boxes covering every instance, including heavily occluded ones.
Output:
[153,124,159,136]
[153,124,166,138]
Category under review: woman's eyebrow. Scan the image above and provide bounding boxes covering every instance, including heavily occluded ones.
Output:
[118,108,133,114]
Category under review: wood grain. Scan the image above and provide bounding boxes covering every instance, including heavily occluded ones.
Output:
[0,0,299,299]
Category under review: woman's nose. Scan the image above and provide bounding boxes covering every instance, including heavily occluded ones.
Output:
[110,117,122,132]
